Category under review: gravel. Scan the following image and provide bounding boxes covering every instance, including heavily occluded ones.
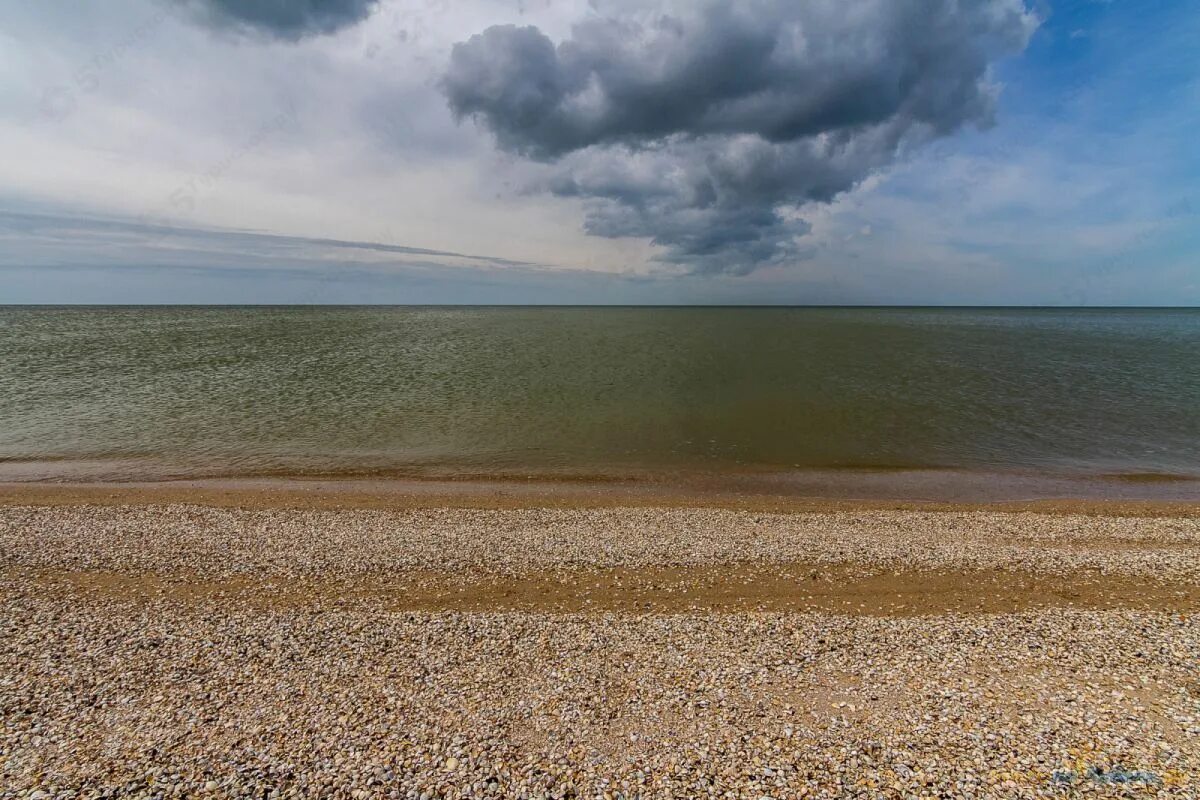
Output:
[1,504,1198,798]
[2,505,1198,579]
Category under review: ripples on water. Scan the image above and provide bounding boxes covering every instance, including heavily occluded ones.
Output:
[1,306,1197,481]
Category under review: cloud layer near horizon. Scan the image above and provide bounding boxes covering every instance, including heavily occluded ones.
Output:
[444,0,1037,274]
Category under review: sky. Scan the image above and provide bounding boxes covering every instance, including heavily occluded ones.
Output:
[0,0,1197,305]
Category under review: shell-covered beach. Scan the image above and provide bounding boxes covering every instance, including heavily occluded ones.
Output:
[3,500,1198,798]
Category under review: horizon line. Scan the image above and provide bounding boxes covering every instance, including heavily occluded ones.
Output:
[3,303,1200,310]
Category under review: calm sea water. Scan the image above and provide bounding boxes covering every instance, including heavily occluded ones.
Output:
[1,306,1198,483]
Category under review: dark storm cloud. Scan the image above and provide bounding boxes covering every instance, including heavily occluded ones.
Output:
[173,0,380,40]
[444,0,1036,273]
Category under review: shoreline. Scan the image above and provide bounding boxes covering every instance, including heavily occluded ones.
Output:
[3,471,1200,516]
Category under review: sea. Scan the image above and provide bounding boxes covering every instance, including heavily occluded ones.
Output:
[2,306,1198,497]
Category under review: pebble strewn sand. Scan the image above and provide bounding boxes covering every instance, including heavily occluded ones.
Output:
[2,504,1199,798]
[2,505,1199,578]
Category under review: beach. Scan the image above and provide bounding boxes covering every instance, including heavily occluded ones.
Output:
[3,489,1198,797]
[9,0,1200,792]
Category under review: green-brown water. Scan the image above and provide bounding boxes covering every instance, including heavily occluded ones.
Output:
[1,306,1198,488]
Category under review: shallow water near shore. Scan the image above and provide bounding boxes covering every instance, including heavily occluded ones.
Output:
[2,306,1199,490]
